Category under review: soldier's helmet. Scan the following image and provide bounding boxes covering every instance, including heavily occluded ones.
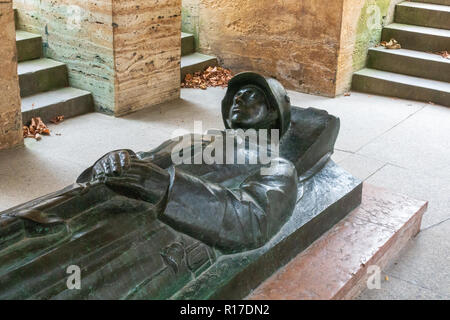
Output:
[222,72,291,136]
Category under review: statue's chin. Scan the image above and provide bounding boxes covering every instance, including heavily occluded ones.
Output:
[230,119,246,129]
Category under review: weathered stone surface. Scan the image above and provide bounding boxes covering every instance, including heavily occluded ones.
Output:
[16,30,42,62]
[18,58,68,97]
[112,0,181,116]
[14,0,115,113]
[181,0,405,97]
[336,0,403,95]
[0,1,23,150]
[352,68,450,107]
[14,0,182,116]
[182,0,345,97]
[248,184,427,300]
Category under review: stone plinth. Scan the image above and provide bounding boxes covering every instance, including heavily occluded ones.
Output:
[248,184,427,300]
[0,0,23,150]
[172,161,362,299]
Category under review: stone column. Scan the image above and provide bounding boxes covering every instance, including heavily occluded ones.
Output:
[14,0,181,117]
[112,0,181,116]
[0,0,23,150]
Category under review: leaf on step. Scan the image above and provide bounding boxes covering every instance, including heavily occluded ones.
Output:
[434,50,450,59]
[380,39,401,50]
[50,115,65,124]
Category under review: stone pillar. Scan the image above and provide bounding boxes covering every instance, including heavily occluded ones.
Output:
[0,0,23,150]
[112,0,181,116]
[14,0,181,116]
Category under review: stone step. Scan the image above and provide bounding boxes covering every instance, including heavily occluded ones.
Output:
[21,87,94,125]
[248,184,427,300]
[352,68,450,107]
[18,58,69,97]
[180,52,218,80]
[16,30,42,62]
[367,47,450,82]
[181,32,195,56]
[412,0,450,6]
[396,2,450,30]
[382,23,450,52]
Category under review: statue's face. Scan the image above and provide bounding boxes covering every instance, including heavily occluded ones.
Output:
[229,85,272,129]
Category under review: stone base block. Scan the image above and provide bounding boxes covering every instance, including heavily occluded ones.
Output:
[248,184,427,300]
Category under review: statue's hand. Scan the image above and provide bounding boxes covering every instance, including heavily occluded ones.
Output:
[91,150,170,204]
[92,150,132,181]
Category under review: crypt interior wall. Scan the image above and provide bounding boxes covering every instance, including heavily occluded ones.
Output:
[0,0,23,150]
[14,0,116,114]
[182,0,345,97]
[13,0,181,116]
[182,0,404,97]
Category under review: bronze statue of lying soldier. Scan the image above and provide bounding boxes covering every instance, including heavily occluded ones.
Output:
[0,72,340,299]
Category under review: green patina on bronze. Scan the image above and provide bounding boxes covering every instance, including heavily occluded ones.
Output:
[0,73,362,300]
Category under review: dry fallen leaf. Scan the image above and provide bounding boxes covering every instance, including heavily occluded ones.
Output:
[380,39,401,50]
[182,66,233,89]
[434,51,449,59]
[50,115,65,124]
[344,92,351,97]
[23,117,51,140]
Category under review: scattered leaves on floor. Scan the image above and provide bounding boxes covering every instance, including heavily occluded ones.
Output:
[181,66,233,89]
[23,117,51,140]
[435,51,449,59]
[379,39,401,50]
[50,115,65,124]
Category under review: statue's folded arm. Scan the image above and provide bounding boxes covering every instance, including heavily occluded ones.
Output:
[160,158,298,253]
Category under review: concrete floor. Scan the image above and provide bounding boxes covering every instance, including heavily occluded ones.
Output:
[0,88,449,299]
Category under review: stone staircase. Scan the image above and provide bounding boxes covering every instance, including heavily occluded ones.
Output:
[15,19,93,125]
[181,32,218,80]
[352,0,450,107]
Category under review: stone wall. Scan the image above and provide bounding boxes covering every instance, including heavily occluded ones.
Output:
[14,0,116,113]
[112,0,181,116]
[14,0,181,116]
[182,0,404,97]
[0,0,23,150]
[182,0,345,97]
[335,0,403,94]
